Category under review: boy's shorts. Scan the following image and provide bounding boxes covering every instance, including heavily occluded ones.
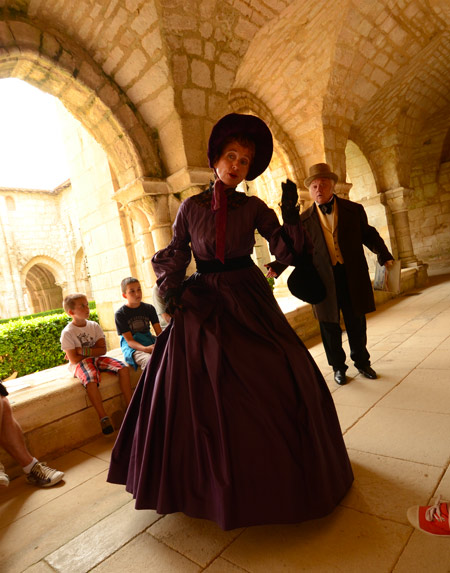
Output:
[74,356,127,388]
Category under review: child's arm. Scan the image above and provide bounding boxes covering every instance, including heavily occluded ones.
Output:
[153,322,162,336]
[65,347,84,366]
[74,337,107,359]
[121,331,155,354]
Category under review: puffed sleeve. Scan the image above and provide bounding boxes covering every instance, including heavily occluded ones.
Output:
[151,201,192,296]
[253,197,313,265]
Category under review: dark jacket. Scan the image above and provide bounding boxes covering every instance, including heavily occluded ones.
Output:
[301,195,393,323]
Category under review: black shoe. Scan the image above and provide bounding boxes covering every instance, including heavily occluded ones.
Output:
[357,365,377,379]
[334,369,347,385]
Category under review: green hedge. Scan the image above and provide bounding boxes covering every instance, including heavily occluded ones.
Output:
[0,301,96,325]
[0,310,99,379]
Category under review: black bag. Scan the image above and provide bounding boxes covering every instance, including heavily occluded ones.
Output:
[287,252,326,304]
[279,227,326,305]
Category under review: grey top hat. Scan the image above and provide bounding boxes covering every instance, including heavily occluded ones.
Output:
[304,163,338,188]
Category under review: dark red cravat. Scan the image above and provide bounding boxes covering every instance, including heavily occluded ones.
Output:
[211,179,229,263]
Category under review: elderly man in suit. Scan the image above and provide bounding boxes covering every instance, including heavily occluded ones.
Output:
[299,163,394,385]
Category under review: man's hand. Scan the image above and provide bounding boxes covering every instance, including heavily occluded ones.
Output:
[265,260,287,278]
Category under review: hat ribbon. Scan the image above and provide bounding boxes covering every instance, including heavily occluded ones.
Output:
[211,178,230,264]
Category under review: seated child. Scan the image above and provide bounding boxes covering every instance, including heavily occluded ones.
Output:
[60,294,132,435]
[115,277,162,370]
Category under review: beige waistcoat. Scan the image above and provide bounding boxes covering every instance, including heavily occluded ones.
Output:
[315,203,344,265]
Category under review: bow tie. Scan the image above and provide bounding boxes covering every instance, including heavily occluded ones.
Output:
[319,201,333,215]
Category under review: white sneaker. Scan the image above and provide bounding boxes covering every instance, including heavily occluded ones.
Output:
[0,462,9,487]
[26,461,64,487]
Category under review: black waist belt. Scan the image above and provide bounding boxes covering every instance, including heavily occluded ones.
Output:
[196,255,254,274]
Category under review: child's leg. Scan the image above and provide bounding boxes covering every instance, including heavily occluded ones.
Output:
[97,357,132,406]
[118,367,132,406]
[75,360,106,419]
[85,382,108,419]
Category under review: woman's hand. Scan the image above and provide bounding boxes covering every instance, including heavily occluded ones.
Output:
[281,179,300,224]
[164,293,183,316]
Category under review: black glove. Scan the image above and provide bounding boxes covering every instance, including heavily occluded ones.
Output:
[281,179,300,224]
[164,289,182,316]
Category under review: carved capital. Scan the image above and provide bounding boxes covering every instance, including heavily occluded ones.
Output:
[166,166,212,196]
[335,182,352,200]
[384,187,413,213]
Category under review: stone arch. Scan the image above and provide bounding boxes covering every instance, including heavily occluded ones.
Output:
[345,140,378,201]
[74,247,92,300]
[21,256,66,314]
[0,18,162,188]
[230,89,304,187]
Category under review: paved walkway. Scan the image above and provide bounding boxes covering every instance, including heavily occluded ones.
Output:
[1,273,450,572]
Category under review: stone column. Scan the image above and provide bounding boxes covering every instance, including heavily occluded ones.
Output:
[335,181,352,200]
[113,168,212,282]
[384,187,421,267]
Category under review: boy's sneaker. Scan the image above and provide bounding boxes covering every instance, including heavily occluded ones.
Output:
[100,416,114,435]
[407,496,450,536]
[0,462,9,487]
[26,461,64,487]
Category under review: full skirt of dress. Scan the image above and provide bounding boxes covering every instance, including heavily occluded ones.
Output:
[107,265,353,530]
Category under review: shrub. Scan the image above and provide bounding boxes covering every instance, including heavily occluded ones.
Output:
[0,310,99,379]
[0,301,96,325]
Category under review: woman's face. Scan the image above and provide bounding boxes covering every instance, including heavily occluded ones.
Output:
[214,141,252,187]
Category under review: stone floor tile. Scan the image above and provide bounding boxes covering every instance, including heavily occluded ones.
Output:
[437,336,450,349]
[436,466,450,499]
[0,472,131,572]
[381,345,433,366]
[418,349,450,370]
[222,506,410,573]
[46,501,160,572]
[378,369,450,414]
[332,374,401,408]
[91,532,201,572]
[344,450,443,524]
[23,562,55,573]
[393,530,450,573]
[148,513,243,567]
[203,557,250,572]
[344,407,450,466]
[334,403,368,432]
[397,334,448,349]
[78,436,114,462]
[0,448,109,527]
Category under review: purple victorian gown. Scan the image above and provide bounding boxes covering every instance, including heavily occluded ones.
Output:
[107,187,353,530]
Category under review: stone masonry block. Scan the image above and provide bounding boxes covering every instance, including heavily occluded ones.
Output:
[131,2,158,35]
[214,64,235,94]
[126,63,169,103]
[103,46,124,76]
[8,21,41,51]
[182,88,206,115]
[114,48,148,87]
[142,28,163,58]
[184,37,202,56]
[191,59,212,88]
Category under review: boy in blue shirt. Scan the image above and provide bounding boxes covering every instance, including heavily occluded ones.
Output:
[115,278,162,370]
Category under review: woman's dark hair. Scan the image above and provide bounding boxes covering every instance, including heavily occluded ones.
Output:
[211,134,256,167]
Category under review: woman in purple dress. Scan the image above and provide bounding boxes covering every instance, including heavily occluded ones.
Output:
[108,113,353,530]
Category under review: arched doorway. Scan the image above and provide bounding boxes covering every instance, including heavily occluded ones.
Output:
[25,264,63,313]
